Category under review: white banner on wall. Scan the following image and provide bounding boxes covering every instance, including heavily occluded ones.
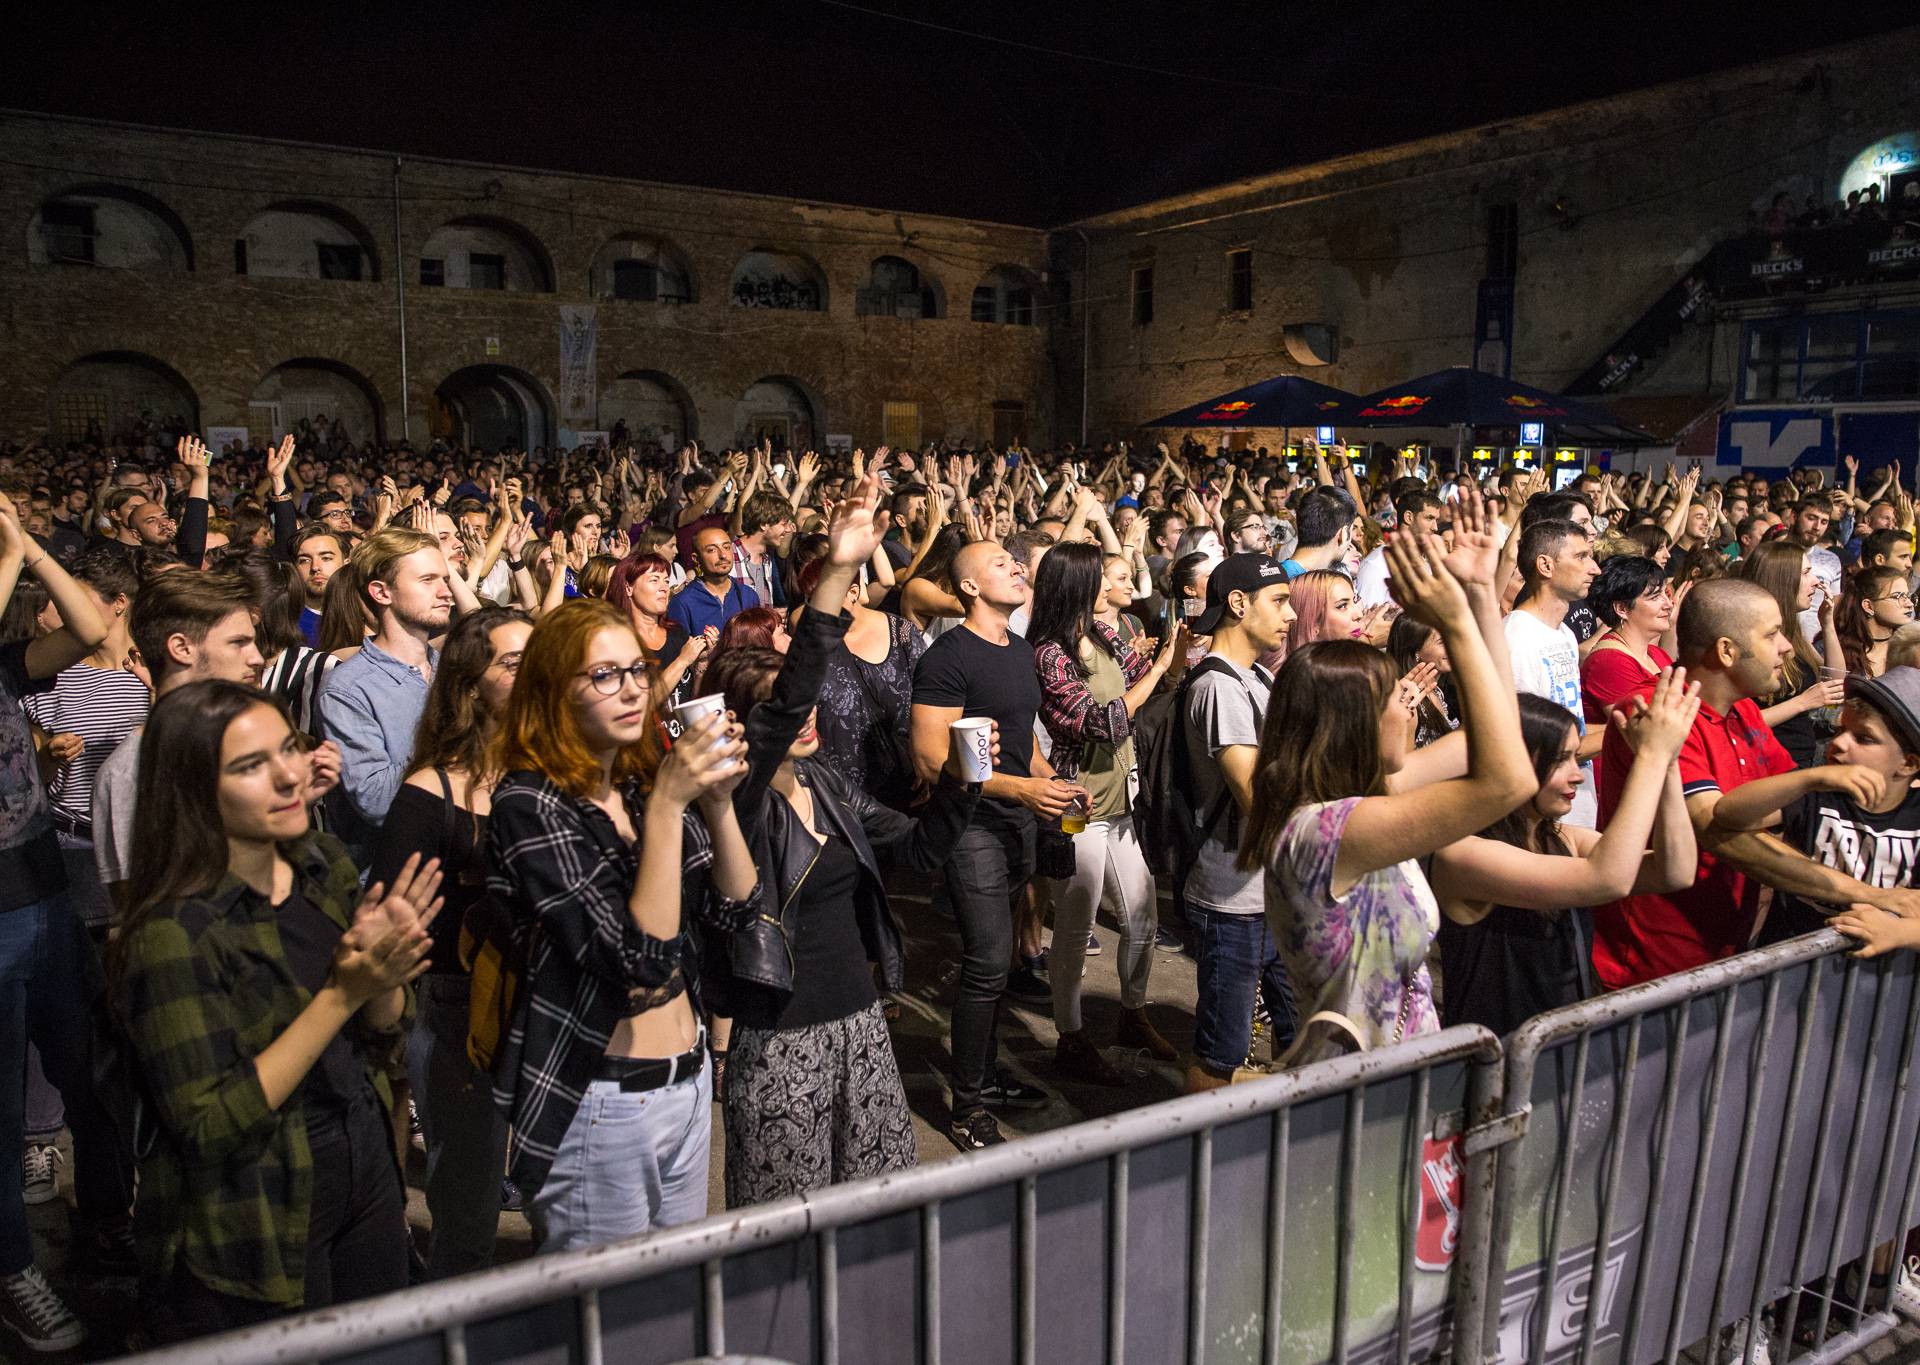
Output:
[557,306,597,426]
[206,425,251,453]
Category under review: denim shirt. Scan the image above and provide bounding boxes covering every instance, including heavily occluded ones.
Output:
[316,637,438,839]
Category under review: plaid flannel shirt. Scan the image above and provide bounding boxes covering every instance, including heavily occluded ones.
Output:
[486,771,761,1193]
[117,832,408,1307]
[1033,621,1151,781]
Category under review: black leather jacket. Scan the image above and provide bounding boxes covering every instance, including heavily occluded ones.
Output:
[728,604,979,996]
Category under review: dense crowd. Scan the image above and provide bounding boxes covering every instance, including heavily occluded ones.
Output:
[3,423,1919,1356]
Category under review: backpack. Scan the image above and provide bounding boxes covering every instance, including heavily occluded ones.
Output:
[1131,655,1239,877]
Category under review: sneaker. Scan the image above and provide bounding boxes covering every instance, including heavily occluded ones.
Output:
[0,1265,86,1353]
[1085,931,1103,957]
[980,1070,1050,1109]
[21,1144,60,1207]
[946,1109,1006,1151]
[499,1179,525,1214]
[1004,961,1051,1005]
[1153,924,1183,952]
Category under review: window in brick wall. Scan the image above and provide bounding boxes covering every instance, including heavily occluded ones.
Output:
[1227,248,1253,311]
[40,202,94,264]
[468,253,506,291]
[612,259,659,301]
[234,238,248,275]
[883,401,922,451]
[317,243,364,281]
[419,258,445,287]
[56,392,109,445]
[1131,265,1154,326]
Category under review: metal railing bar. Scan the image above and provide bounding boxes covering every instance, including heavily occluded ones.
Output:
[1109,1150,1130,1365]
[1665,986,1737,1365]
[819,1227,840,1365]
[1813,958,1887,1347]
[1395,1068,1430,1365]
[922,1201,942,1365]
[1334,1084,1365,1365]
[702,1257,726,1358]
[1019,1176,1037,1365]
[578,1288,602,1365]
[1744,963,1824,1359]
[1578,1015,1642,1365]
[1534,1032,1591,1364]
[1779,958,1858,1350]
[1452,1047,1509,1365]
[1621,1003,1688,1365]
[1705,974,1782,1351]
[1848,966,1920,1330]
[1188,1126,1214,1365]
[1262,1107,1292,1365]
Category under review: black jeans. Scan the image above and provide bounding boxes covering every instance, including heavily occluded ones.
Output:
[944,810,1036,1116]
[159,1096,408,1342]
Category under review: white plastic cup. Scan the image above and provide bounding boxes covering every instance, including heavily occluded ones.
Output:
[950,717,994,782]
[673,692,728,735]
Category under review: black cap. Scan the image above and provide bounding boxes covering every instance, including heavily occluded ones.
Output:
[1193,552,1289,635]
[1846,667,1920,756]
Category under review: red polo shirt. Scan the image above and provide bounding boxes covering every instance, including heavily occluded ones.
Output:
[1590,691,1794,989]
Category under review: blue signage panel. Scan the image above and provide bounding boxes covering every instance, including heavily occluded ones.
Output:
[1716,408,1833,469]
[1519,422,1544,448]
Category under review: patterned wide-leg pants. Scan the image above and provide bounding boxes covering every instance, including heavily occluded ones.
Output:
[724,999,918,1209]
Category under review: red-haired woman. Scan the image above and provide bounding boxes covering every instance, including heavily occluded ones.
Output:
[486,598,759,1252]
[608,551,709,731]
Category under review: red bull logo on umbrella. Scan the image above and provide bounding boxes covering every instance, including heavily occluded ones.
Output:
[1196,400,1255,421]
[1505,395,1568,416]
[1359,394,1429,416]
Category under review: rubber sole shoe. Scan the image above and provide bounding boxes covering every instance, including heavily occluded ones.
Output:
[1,1265,86,1354]
[21,1144,60,1207]
[947,1109,1006,1152]
[980,1071,1050,1109]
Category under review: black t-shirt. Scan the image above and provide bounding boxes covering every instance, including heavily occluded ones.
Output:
[1762,784,1920,944]
[369,780,486,976]
[882,537,914,570]
[0,640,66,912]
[274,888,376,1139]
[912,623,1040,819]
[1437,899,1592,1037]
[732,831,875,1032]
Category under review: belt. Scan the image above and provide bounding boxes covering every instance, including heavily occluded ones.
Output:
[591,1040,706,1092]
[51,808,93,841]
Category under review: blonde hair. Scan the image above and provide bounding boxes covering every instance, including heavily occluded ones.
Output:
[349,526,439,613]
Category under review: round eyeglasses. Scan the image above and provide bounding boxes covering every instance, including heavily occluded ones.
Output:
[577,662,649,696]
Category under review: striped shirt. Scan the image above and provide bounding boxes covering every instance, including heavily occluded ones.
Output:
[24,660,150,840]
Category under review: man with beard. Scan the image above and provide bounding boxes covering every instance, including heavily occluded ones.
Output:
[882,482,929,570]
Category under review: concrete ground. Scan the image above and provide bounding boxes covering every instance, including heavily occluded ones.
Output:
[20,872,1920,1361]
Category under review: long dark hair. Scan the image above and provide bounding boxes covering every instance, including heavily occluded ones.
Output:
[909,523,970,590]
[408,605,531,780]
[1736,538,1818,684]
[1476,694,1580,860]
[1240,639,1398,871]
[1027,540,1107,673]
[113,681,292,981]
[223,548,305,659]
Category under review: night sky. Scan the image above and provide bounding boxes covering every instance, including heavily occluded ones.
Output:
[6,1,1915,226]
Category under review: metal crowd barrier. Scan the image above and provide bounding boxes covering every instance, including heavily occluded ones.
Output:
[1466,929,1920,1365]
[117,930,1920,1365]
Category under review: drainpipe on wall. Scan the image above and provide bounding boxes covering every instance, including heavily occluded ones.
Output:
[393,158,410,441]
[1075,228,1092,445]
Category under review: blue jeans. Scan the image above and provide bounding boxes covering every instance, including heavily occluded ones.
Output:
[1185,904,1297,1076]
[407,975,512,1279]
[0,892,133,1274]
[528,1063,712,1255]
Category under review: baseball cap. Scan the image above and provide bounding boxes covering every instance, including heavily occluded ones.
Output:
[1846,668,1920,756]
[1193,552,1288,635]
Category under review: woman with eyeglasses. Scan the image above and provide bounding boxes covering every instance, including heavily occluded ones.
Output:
[1838,567,1914,678]
[365,605,530,1279]
[487,598,758,1252]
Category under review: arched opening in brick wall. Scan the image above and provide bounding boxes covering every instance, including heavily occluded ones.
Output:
[970,264,1039,325]
[434,365,554,452]
[48,352,199,444]
[418,217,555,292]
[589,233,695,303]
[250,360,384,446]
[730,249,827,311]
[734,376,821,452]
[856,256,943,319]
[28,185,194,272]
[600,371,695,451]
[237,202,382,281]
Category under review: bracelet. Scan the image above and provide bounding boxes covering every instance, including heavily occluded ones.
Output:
[507,557,526,571]
[24,557,45,572]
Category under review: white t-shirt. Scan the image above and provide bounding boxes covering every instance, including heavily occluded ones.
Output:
[1353,545,1392,608]
[1504,608,1598,828]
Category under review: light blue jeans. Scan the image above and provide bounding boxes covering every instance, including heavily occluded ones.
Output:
[529,1061,712,1255]
[407,974,512,1279]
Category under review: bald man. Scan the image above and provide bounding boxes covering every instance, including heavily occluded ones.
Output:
[1591,579,1920,986]
[911,539,1087,1151]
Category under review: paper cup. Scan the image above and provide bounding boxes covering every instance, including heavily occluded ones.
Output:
[673,693,728,735]
[949,717,993,783]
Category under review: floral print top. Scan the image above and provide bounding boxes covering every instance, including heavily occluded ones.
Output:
[1264,797,1440,1064]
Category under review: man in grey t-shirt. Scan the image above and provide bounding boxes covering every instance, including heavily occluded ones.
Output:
[1177,553,1299,1089]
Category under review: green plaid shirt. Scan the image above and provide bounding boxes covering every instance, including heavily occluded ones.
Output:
[118,832,409,1307]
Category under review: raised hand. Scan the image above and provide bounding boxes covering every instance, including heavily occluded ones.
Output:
[177,434,212,472]
[1439,482,1501,589]
[305,739,342,804]
[265,434,295,488]
[1385,531,1471,632]
[654,711,748,810]
[607,527,631,560]
[353,852,444,936]
[825,466,890,568]
[332,919,432,1003]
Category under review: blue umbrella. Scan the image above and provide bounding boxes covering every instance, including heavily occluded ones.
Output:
[1317,366,1652,442]
[1141,374,1358,429]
